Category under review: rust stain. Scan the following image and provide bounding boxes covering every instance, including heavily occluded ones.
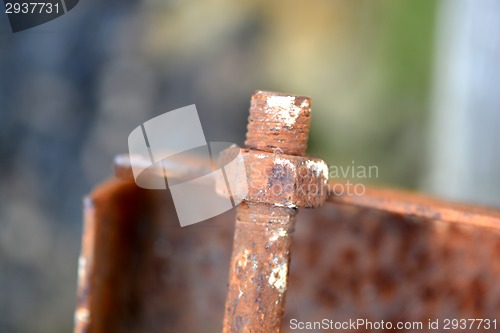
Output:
[76,167,500,333]
[245,90,311,156]
[222,202,296,333]
[216,147,328,209]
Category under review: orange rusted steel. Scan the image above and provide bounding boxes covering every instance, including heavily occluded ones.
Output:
[79,91,500,333]
[113,156,500,231]
[216,147,328,208]
[75,180,157,333]
[76,175,500,333]
[328,182,500,230]
[75,179,234,333]
[77,155,500,333]
[223,202,298,332]
[222,91,327,333]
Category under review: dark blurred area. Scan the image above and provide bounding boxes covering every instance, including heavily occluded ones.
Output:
[0,0,499,332]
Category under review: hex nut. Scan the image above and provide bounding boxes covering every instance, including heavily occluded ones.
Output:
[216,147,329,208]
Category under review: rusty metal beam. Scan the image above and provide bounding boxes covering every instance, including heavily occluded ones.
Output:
[327,182,500,230]
[76,175,500,333]
[113,155,500,231]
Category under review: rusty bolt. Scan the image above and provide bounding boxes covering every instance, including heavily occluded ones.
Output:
[222,91,328,333]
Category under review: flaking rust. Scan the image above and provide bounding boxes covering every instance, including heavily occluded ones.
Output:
[76,90,500,333]
[245,91,311,156]
[216,147,329,209]
[222,91,327,333]
[78,127,500,333]
[224,202,297,332]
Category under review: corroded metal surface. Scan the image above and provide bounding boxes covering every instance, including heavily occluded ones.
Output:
[223,203,297,332]
[328,183,500,230]
[74,194,97,332]
[216,147,329,208]
[78,90,500,333]
[113,154,500,231]
[75,179,234,333]
[286,204,500,332]
[222,90,321,333]
[113,153,212,184]
[75,179,500,333]
[245,91,311,156]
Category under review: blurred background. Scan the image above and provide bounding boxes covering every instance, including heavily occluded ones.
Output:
[0,0,499,332]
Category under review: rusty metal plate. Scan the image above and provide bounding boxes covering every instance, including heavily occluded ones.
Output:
[75,177,500,333]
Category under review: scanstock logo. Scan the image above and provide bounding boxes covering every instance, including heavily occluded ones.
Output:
[4,0,79,32]
[128,105,248,227]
